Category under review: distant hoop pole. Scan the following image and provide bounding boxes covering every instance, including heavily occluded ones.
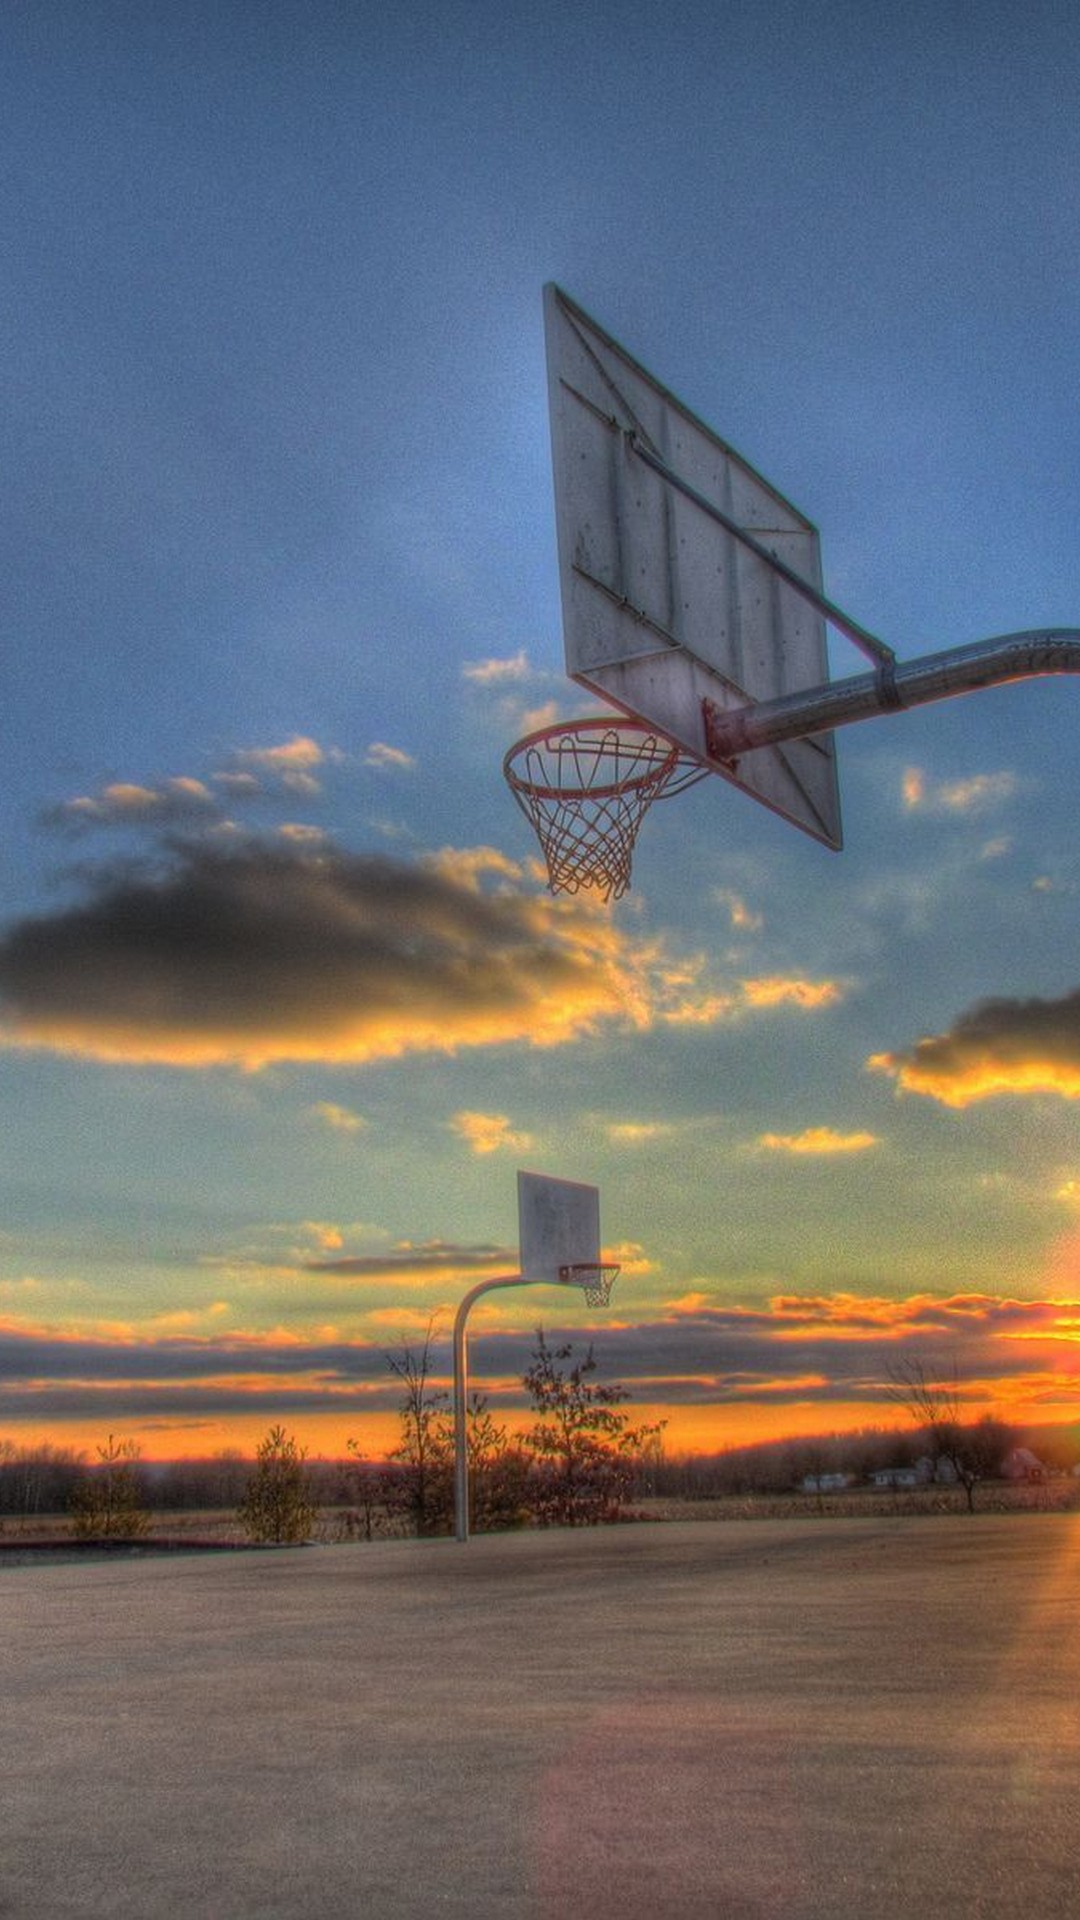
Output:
[453,1263,619,1542]
[703,630,1080,762]
[453,1275,531,1545]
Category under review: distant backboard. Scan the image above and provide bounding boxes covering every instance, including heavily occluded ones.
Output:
[517,1170,601,1285]
[543,284,842,849]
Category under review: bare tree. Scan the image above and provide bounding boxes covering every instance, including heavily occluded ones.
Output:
[886,1358,1013,1512]
[384,1325,454,1536]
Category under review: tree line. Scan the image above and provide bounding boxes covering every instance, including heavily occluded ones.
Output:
[0,1330,663,1541]
[3,1341,1074,1538]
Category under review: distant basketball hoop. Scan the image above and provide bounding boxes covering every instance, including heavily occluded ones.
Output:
[503,718,705,900]
[559,1260,620,1307]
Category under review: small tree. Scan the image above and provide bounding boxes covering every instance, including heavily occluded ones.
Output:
[384,1326,455,1536]
[343,1445,402,1540]
[70,1435,151,1540]
[238,1425,316,1544]
[464,1392,531,1533]
[523,1331,663,1527]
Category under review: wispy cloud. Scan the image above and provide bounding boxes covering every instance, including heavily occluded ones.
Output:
[450,1110,534,1155]
[462,650,530,684]
[605,1121,676,1145]
[902,766,1018,815]
[713,889,764,933]
[48,778,219,831]
[757,1127,879,1156]
[364,742,416,771]
[309,1102,368,1135]
[742,978,842,1011]
[869,986,1080,1106]
[225,736,329,797]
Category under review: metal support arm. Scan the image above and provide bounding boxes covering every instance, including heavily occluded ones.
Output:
[703,629,1080,763]
[453,1273,533,1543]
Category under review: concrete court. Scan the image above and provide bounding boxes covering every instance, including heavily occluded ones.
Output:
[3,1516,1080,1920]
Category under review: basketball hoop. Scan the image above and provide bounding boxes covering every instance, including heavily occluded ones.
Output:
[504,719,705,900]
[559,1261,621,1307]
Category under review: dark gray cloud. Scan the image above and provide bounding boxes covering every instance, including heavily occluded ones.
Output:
[0,1330,391,1383]
[0,839,647,1067]
[305,1242,514,1275]
[870,986,1080,1105]
[6,1292,1070,1430]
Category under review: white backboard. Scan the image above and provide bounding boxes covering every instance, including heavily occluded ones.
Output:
[544,284,842,849]
[517,1170,601,1284]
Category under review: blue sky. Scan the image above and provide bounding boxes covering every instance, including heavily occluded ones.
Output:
[3,0,1080,1458]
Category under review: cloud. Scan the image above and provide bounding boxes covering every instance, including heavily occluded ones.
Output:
[297,1222,346,1251]
[0,836,847,1072]
[226,736,328,796]
[869,986,1080,1106]
[902,766,1018,815]
[713,890,763,933]
[741,978,842,1011]
[8,1289,1080,1430]
[364,742,416,771]
[758,1128,879,1156]
[450,1110,534,1155]
[462,650,530,684]
[606,1121,675,1145]
[309,1103,368,1135]
[277,823,327,845]
[49,778,219,830]
[304,1241,514,1277]
[0,839,664,1069]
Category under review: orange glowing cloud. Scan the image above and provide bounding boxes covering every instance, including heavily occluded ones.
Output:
[450,1110,534,1156]
[741,977,842,1011]
[658,973,842,1026]
[758,1127,879,1156]
[869,986,1080,1106]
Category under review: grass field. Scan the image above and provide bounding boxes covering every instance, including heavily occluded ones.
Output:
[3,1474,1078,1553]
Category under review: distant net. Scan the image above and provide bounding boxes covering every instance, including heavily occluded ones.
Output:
[559,1262,621,1308]
[504,720,696,900]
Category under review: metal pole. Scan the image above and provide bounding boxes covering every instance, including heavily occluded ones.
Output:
[702,629,1080,763]
[453,1274,533,1543]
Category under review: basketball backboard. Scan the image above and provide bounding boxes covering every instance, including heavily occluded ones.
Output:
[543,283,842,849]
[517,1169,601,1284]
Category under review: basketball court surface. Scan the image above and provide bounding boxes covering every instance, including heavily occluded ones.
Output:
[4,1515,1079,1917]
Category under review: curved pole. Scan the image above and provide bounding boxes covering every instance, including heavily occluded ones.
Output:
[702,629,1080,762]
[453,1274,533,1543]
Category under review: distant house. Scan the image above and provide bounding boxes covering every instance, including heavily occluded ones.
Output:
[916,1454,958,1485]
[1002,1447,1045,1483]
[869,1466,920,1490]
[800,1472,851,1494]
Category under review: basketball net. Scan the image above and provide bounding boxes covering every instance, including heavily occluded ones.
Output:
[504,720,695,900]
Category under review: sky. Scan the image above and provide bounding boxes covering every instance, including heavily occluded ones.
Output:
[3,0,1080,1463]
